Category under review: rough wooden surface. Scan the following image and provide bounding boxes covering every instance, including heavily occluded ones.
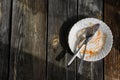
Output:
[0,0,119,80]
[63,0,78,80]
[77,0,103,80]
[104,0,120,80]
[9,0,47,80]
[0,0,12,80]
[47,0,77,80]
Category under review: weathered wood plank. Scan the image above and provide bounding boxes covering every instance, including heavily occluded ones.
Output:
[0,0,11,80]
[77,0,103,80]
[47,0,77,80]
[66,0,77,80]
[104,0,120,80]
[9,0,47,80]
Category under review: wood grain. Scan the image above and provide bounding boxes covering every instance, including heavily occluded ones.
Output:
[0,0,12,80]
[9,0,47,80]
[47,0,77,80]
[77,0,103,80]
[66,0,78,80]
[2,0,119,80]
[104,0,120,80]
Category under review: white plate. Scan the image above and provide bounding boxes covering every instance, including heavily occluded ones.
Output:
[68,18,113,61]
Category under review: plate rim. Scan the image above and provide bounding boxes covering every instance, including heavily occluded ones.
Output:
[68,18,113,61]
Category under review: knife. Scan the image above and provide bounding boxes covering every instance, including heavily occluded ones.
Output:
[67,23,100,67]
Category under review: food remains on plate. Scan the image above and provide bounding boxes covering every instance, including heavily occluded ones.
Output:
[77,24,107,59]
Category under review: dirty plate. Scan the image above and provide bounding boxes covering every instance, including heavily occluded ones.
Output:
[68,18,113,61]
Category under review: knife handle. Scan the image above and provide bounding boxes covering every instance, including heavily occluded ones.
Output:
[67,39,86,67]
[67,52,78,67]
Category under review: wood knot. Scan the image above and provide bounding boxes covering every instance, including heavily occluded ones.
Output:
[51,35,59,48]
[96,13,102,19]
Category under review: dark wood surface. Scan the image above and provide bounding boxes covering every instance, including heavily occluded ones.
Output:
[104,0,120,80]
[47,0,77,80]
[76,0,103,80]
[0,0,12,80]
[0,0,119,80]
[9,0,47,80]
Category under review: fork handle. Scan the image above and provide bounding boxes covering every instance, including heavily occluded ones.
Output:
[78,39,88,74]
[78,56,84,74]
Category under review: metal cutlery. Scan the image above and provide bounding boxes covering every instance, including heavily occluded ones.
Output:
[67,24,100,67]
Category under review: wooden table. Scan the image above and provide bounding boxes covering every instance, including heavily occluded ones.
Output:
[0,0,119,80]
